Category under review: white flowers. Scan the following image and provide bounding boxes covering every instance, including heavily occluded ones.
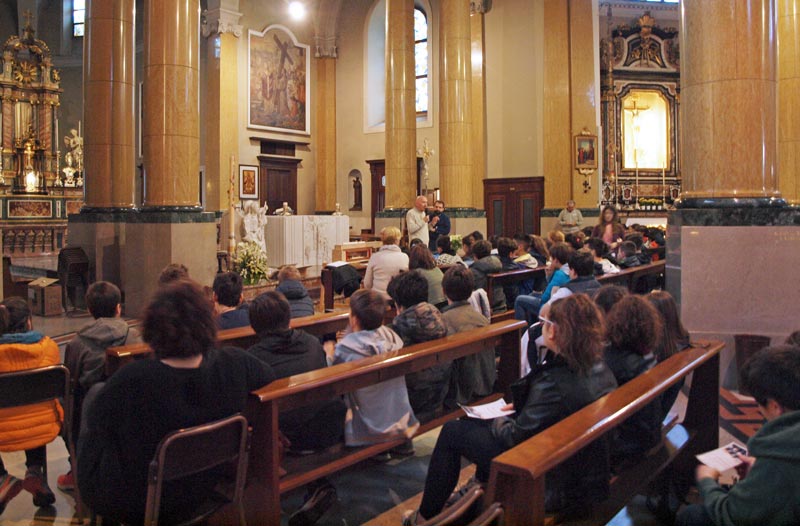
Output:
[234,241,268,285]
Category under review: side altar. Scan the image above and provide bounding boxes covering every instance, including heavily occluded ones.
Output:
[265,215,349,268]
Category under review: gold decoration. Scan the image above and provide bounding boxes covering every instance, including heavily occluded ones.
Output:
[14,61,38,84]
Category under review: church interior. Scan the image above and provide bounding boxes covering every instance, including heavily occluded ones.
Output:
[0,0,799,524]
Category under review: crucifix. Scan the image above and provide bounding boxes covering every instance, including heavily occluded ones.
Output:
[273,35,295,72]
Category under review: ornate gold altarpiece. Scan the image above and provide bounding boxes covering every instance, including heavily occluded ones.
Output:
[600,12,680,211]
[0,15,82,257]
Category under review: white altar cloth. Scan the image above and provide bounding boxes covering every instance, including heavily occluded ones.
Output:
[265,215,350,267]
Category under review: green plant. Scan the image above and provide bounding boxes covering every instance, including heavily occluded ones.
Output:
[234,241,268,285]
[449,234,462,252]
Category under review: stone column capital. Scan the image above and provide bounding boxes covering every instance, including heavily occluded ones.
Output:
[470,0,492,15]
[202,7,243,38]
[315,36,338,58]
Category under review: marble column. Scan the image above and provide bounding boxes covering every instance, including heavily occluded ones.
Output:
[202,1,242,212]
[778,0,800,204]
[439,0,473,208]
[385,0,417,209]
[470,3,487,210]
[669,0,800,388]
[315,38,337,213]
[83,0,136,209]
[680,0,782,205]
[142,0,201,209]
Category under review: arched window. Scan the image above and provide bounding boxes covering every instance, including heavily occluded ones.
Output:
[73,0,86,37]
[414,8,429,114]
[365,0,433,131]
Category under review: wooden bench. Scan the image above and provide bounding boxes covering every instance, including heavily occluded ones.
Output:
[597,259,666,292]
[321,262,368,312]
[104,311,351,376]
[486,340,722,526]
[243,318,528,526]
[486,267,546,309]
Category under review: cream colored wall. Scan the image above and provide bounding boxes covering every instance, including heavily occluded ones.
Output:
[485,0,545,183]
[236,1,318,214]
[336,0,440,228]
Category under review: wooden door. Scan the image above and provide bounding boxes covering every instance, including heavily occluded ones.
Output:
[257,155,300,213]
[483,177,544,237]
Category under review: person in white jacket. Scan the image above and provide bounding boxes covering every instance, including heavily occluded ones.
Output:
[405,195,430,246]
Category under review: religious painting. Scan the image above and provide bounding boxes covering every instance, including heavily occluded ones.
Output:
[8,199,52,218]
[248,25,310,135]
[239,165,259,200]
[574,134,598,170]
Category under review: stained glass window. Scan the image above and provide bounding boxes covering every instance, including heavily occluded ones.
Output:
[73,0,85,37]
[414,8,428,114]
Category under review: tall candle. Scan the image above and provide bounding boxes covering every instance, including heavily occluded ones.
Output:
[229,155,236,256]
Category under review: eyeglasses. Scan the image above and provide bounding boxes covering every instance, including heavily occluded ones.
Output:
[531,316,556,329]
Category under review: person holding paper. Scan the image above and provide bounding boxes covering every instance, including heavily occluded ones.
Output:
[676,345,800,526]
[403,294,617,525]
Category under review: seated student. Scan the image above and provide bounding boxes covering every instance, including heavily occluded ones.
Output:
[276,266,315,318]
[617,240,642,269]
[246,291,345,526]
[647,290,691,418]
[603,295,664,463]
[387,271,449,423]
[0,298,60,512]
[586,237,620,275]
[496,236,531,306]
[511,234,539,269]
[409,244,446,309]
[547,229,566,248]
[212,271,250,329]
[625,233,652,265]
[460,234,476,267]
[469,239,506,314]
[593,284,629,315]
[404,295,617,525]
[435,236,464,267]
[547,249,602,305]
[676,344,800,526]
[439,266,494,409]
[78,280,275,525]
[59,281,143,491]
[363,226,408,296]
[514,243,574,325]
[331,289,419,446]
[158,262,189,286]
[564,232,584,251]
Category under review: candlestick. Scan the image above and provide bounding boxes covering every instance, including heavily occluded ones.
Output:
[662,162,666,206]
[229,155,236,257]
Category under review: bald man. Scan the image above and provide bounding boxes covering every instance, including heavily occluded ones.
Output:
[406,195,430,246]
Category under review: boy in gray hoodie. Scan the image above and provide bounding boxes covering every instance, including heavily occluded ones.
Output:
[331,289,419,446]
[59,281,141,490]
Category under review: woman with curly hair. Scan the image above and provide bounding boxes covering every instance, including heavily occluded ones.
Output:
[404,294,617,524]
[78,280,275,525]
[604,294,664,462]
[592,205,626,250]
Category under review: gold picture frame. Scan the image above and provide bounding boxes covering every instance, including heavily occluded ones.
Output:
[239,165,259,200]
[574,134,598,170]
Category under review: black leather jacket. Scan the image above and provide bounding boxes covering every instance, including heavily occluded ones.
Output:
[491,352,618,511]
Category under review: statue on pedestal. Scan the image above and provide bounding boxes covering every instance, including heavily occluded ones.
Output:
[274,201,294,215]
[240,201,269,255]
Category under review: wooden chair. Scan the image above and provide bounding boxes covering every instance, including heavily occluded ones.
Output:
[0,365,80,517]
[143,414,251,526]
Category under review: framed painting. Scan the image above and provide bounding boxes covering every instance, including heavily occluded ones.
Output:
[574,134,598,170]
[239,165,259,200]
[248,24,310,135]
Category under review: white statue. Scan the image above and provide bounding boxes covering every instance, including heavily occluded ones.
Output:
[332,202,344,216]
[240,201,268,255]
[62,151,76,187]
[274,201,294,216]
[64,128,84,172]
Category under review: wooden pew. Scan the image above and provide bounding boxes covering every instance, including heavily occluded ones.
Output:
[597,259,666,291]
[244,318,528,526]
[486,267,546,309]
[486,340,722,526]
[321,262,368,312]
[104,311,351,376]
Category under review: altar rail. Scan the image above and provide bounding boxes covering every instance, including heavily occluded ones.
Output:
[1,223,67,256]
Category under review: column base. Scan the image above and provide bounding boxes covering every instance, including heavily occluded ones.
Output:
[666,206,800,388]
[675,196,786,209]
[67,210,218,316]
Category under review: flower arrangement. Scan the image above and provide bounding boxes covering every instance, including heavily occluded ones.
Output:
[234,241,268,285]
[638,197,664,209]
[449,234,462,252]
